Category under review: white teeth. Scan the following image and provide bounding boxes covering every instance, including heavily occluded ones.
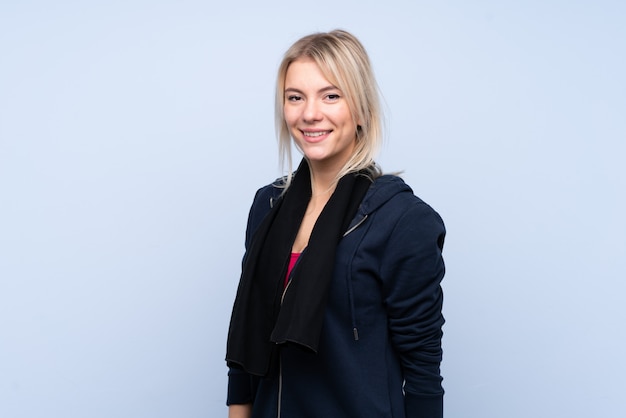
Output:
[303,131,329,137]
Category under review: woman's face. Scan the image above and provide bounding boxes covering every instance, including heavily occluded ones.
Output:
[283,58,357,172]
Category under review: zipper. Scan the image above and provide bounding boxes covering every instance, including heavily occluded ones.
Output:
[277,249,304,417]
[277,268,288,417]
[280,279,292,305]
[343,214,368,237]
[277,359,283,418]
[280,248,305,304]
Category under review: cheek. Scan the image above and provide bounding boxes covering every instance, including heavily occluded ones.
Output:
[283,106,297,126]
[333,105,354,128]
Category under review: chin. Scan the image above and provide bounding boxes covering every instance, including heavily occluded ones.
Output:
[303,153,330,162]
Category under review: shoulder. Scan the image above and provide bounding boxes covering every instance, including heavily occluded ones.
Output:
[366,175,444,227]
[242,178,286,247]
[245,177,285,231]
[250,177,287,209]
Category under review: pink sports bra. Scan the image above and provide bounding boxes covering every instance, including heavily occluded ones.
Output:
[285,252,301,288]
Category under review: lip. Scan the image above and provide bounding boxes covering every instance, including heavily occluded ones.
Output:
[300,129,332,143]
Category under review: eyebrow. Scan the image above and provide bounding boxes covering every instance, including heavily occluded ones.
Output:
[284,85,339,95]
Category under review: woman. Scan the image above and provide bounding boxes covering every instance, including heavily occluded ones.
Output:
[226,30,445,418]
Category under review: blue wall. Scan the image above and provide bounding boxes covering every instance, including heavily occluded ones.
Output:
[1,1,624,417]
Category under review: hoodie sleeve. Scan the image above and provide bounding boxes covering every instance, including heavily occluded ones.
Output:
[380,201,446,418]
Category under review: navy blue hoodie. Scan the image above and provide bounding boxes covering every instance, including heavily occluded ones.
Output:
[227,175,445,418]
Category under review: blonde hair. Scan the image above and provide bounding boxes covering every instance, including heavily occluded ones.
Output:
[275,29,383,186]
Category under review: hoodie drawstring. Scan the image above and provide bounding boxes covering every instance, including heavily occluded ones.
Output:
[343,214,368,341]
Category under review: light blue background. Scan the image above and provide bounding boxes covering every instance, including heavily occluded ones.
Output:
[1,1,625,417]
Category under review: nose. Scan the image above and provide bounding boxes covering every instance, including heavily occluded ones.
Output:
[302,99,322,123]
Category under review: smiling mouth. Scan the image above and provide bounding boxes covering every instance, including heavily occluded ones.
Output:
[302,130,331,138]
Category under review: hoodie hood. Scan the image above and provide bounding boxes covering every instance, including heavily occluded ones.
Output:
[345,175,414,232]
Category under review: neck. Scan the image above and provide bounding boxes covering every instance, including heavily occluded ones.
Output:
[308,162,341,197]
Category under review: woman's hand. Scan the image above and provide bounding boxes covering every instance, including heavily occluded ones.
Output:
[228,404,252,418]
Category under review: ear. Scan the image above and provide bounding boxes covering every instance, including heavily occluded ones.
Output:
[355,116,363,131]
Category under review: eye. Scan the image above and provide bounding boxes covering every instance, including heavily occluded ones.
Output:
[287,95,302,102]
[325,94,341,101]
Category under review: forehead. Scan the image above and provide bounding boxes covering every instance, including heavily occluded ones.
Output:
[285,57,339,88]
